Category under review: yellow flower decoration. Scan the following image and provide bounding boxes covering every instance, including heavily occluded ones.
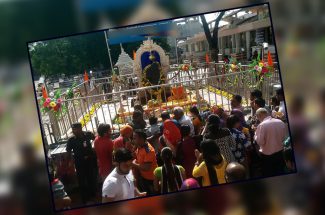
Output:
[49,102,56,108]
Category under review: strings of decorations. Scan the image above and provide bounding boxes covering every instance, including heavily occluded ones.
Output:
[167,64,193,82]
[39,87,66,117]
[207,86,248,106]
[246,51,274,89]
[65,82,77,99]
[221,51,275,90]
[222,57,242,88]
[79,103,101,127]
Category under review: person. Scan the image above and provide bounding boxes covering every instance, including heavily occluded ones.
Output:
[269,96,280,111]
[146,116,161,153]
[176,125,197,178]
[283,145,295,173]
[250,89,263,116]
[226,115,248,165]
[179,178,200,190]
[230,109,249,134]
[251,50,258,61]
[193,139,227,186]
[159,111,181,134]
[160,118,182,155]
[225,162,246,182]
[275,88,287,120]
[253,97,266,112]
[146,116,160,137]
[66,123,97,204]
[230,95,244,112]
[113,125,134,152]
[173,106,195,136]
[203,114,236,163]
[249,97,266,130]
[276,88,285,114]
[254,108,287,176]
[212,107,228,128]
[49,168,71,210]
[189,106,203,135]
[153,147,186,194]
[94,123,114,180]
[130,110,147,130]
[134,103,144,114]
[102,148,146,203]
[132,130,158,195]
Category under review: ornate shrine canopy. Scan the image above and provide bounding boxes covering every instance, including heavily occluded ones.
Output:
[115,44,134,75]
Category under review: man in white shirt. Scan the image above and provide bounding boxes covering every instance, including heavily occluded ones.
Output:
[254,108,287,177]
[102,148,146,203]
[173,106,195,136]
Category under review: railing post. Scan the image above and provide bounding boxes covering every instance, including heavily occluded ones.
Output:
[48,112,61,142]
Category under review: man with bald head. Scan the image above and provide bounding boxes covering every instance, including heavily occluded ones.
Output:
[254,108,287,176]
[225,162,246,182]
[173,106,195,136]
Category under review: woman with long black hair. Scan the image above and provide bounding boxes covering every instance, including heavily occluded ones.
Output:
[153,147,186,194]
[203,114,236,163]
[193,139,227,186]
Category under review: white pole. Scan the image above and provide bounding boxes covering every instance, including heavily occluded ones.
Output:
[104,30,114,72]
[175,38,179,65]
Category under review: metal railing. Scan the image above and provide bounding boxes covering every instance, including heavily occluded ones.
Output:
[38,63,281,143]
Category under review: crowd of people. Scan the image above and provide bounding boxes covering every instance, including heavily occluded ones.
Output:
[49,88,294,209]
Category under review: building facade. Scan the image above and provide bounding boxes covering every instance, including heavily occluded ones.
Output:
[178,5,276,63]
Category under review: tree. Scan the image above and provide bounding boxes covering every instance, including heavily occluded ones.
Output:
[29,32,110,78]
[200,11,225,62]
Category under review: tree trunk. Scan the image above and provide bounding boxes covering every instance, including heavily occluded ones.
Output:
[200,11,225,62]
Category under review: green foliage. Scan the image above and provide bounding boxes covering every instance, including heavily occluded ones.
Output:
[29,31,172,78]
[29,32,110,78]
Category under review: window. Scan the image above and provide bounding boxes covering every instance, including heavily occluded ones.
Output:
[191,43,195,52]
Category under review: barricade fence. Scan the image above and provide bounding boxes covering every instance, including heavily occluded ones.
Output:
[39,63,280,144]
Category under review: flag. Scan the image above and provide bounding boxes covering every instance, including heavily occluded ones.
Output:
[205,53,210,64]
[42,86,48,98]
[267,50,273,66]
[84,70,89,82]
[133,50,136,60]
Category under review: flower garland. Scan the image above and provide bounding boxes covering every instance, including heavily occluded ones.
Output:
[247,52,274,89]
[178,64,192,72]
[65,82,77,99]
[224,57,242,73]
[79,103,101,127]
[40,89,66,117]
[207,86,248,106]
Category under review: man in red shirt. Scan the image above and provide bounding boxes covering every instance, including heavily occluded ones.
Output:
[132,129,158,195]
[94,124,114,181]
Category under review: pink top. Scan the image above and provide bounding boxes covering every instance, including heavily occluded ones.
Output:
[254,116,287,155]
